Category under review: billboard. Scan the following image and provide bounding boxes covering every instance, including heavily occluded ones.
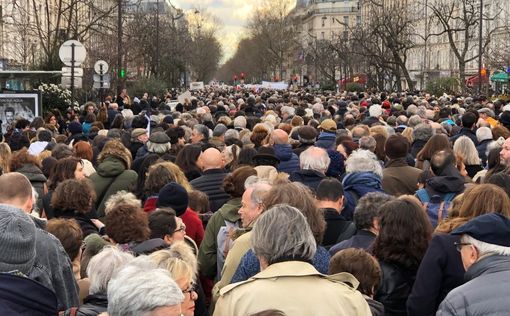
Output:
[0,92,41,134]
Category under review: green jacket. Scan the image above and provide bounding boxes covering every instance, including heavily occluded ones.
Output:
[90,157,137,218]
[198,197,241,280]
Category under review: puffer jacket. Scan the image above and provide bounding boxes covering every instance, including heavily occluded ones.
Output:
[315,131,336,149]
[437,255,510,316]
[190,169,230,213]
[77,293,107,316]
[342,172,383,221]
[273,144,299,174]
[89,157,137,217]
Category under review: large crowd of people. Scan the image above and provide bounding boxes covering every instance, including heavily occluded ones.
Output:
[1,87,510,316]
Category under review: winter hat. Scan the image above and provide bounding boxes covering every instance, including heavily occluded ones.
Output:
[67,121,83,134]
[213,124,228,137]
[499,111,510,128]
[0,205,36,275]
[253,146,280,166]
[452,213,510,247]
[385,134,409,159]
[163,115,174,125]
[131,128,147,139]
[319,119,337,132]
[149,131,170,144]
[298,126,318,143]
[157,182,189,216]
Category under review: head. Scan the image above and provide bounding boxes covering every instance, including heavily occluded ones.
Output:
[453,136,481,165]
[0,172,35,213]
[271,129,289,145]
[251,204,317,269]
[299,146,330,174]
[345,149,383,178]
[385,134,409,160]
[416,133,451,161]
[461,112,477,129]
[149,209,186,245]
[46,218,83,262]
[51,179,96,214]
[476,127,492,143]
[175,144,202,173]
[48,157,85,190]
[107,256,184,316]
[197,148,224,171]
[73,141,93,162]
[329,248,381,297]
[353,192,395,233]
[4,106,14,123]
[51,143,74,160]
[500,138,510,166]
[413,123,433,142]
[191,124,209,144]
[156,182,189,216]
[104,191,141,216]
[105,203,150,244]
[315,178,344,212]
[222,166,257,198]
[145,162,192,197]
[372,196,432,270]
[87,246,134,295]
[239,182,272,228]
[98,139,132,169]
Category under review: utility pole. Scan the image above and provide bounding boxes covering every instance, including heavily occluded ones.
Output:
[156,0,160,78]
[117,0,123,94]
[477,0,483,95]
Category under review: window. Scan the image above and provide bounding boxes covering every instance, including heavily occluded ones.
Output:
[321,31,325,39]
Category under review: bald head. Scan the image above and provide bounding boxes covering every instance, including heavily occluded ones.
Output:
[271,129,288,145]
[0,172,34,212]
[198,148,224,171]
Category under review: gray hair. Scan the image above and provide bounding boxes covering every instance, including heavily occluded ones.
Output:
[353,192,395,230]
[299,146,331,173]
[462,235,510,256]
[345,149,383,178]
[224,129,239,141]
[107,256,184,316]
[193,124,210,141]
[87,246,134,295]
[251,204,316,265]
[453,136,481,165]
[104,191,141,215]
[245,181,272,205]
[147,141,172,154]
[413,123,433,141]
[396,115,408,125]
[234,116,247,128]
[407,104,418,116]
[281,105,295,117]
[476,127,493,142]
[408,115,423,128]
[359,136,376,152]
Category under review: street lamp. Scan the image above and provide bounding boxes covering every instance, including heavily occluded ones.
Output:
[478,0,483,95]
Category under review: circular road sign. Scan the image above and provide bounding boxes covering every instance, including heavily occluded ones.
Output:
[59,40,87,67]
[94,60,109,74]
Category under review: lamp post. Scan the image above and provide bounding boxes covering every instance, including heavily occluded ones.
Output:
[477,0,483,94]
[117,0,123,94]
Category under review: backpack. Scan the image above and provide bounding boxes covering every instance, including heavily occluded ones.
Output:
[416,189,456,228]
[216,219,241,280]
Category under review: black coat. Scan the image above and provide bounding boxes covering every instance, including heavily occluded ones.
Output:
[190,169,230,213]
[476,139,492,167]
[58,210,99,237]
[321,208,356,249]
[410,140,427,158]
[450,127,478,146]
[375,261,416,316]
[77,294,107,316]
[289,169,326,193]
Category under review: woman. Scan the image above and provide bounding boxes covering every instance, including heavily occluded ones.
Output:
[453,136,483,178]
[372,196,433,316]
[51,179,100,237]
[415,134,451,170]
[150,242,199,316]
[0,142,11,174]
[73,141,96,177]
[175,144,202,181]
[407,184,510,316]
[82,113,96,135]
[135,154,161,200]
[250,123,270,150]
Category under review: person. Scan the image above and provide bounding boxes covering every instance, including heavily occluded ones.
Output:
[329,248,384,316]
[315,178,355,248]
[175,144,203,182]
[329,192,394,255]
[214,204,371,316]
[0,172,79,310]
[382,134,421,196]
[411,123,433,158]
[372,196,433,316]
[106,256,184,316]
[148,208,187,246]
[129,128,148,160]
[450,111,478,145]
[289,146,329,192]
[90,139,137,217]
[452,136,483,178]
[475,126,493,166]
[407,183,510,316]
[500,137,510,166]
[437,213,510,315]
[271,129,299,174]
[150,243,200,316]
[190,148,230,212]
[191,124,210,144]
[293,125,317,156]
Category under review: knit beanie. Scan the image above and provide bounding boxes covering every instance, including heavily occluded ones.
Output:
[157,182,189,216]
[0,205,36,275]
[67,121,83,135]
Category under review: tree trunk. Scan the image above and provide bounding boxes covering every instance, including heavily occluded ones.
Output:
[458,61,467,93]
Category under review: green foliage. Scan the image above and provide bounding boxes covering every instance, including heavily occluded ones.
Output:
[426,77,459,96]
[126,77,169,98]
[345,82,364,92]
[38,83,73,113]
[320,83,337,91]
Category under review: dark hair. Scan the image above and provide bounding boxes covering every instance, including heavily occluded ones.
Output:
[371,196,432,270]
[48,157,83,190]
[353,192,394,230]
[132,115,149,129]
[30,117,45,130]
[175,144,202,177]
[461,112,477,129]
[486,172,510,198]
[84,112,96,124]
[223,166,257,197]
[234,148,257,168]
[316,178,343,201]
[105,203,150,244]
[373,133,387,161]
[148,208,178,239]
[52,143,75,160]
[416,134,451,162]
[46,218,83,261]
[51,179,96,214]
[15,119,31,130]
[110,114,124,129]
[329,248,381,296]
[10,148,40,170]
[188,190,209,213]
[135,154,161,199]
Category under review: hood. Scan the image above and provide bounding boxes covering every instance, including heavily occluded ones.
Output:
[96,157,127,178]
[426,165,464,195]
[17,164,47,183]
[343,172,382,194]
[465,254,510,282]
[273,144,294,161]
[128,238,168,256]
[219,197,242,222]
[291,169,325,182]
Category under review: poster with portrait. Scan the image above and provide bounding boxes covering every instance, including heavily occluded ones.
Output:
[0,92,41,134]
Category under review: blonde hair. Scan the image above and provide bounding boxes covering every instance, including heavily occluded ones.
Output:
[145,162,193,195]
[453,136,481,165]
[401,127,414,144]
[0,143,12,173]
[149,241,197,282]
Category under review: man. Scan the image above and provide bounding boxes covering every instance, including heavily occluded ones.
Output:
[214,204,371,316]
[210,124,227,151]
[190,124,209,144]
[382,134,422,196]
[190,148,230,212]
[289,146,330,192]
[0,173,79,310]
[477,107,497,128]
[500,137,510,166]
[293,125,317,156]
[329,192,394,256]
[129,128,148,160]
[315,178,355,249]
[437,213,510,315]
[107,102,119,128]
[450,112,478,145]
[271,129,299,174]
[28,129,52,156]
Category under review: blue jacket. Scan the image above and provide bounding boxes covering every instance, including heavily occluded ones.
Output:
[342,172,383,221]
[315,132,336,150]
[273,144,300,175]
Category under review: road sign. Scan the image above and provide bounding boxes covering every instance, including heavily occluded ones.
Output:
[94,60,109,74]
[62,67,83,77]
[59,40,87,67]
[61,76,82,89]
[93,81,110,89]
[93,74,111,82]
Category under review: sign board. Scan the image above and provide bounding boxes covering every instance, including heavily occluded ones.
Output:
[0,92,41,134]
[59,40,87,67]
[93,81,111,89]
[189,81,204,90]
[177,90,192,104]
[94,60,109,74]
[61,76,83,89]
[62,67,83,77]
[261,81,288,90]
[93,74,111,82]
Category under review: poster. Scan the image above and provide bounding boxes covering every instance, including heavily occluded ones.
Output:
[0,92,41,134]
[189,82,205,90]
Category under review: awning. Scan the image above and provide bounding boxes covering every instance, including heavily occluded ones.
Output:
[491,72,509,82]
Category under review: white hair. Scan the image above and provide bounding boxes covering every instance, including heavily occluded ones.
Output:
[87,246,134,295]
[345,149,383,178]
[147,141,172,154]
[299,146,331,173]
[476,127,493,142]
[369,105,382,118]
[462,235,510,256]
[453,136,481,165]
[251,204,316,265]
[224,129,239,140]
[104,191,141,215]
[107,256,184,316]
[234,116,247,128]
[281,105,295,117]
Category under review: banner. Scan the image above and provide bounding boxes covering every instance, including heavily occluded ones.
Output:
[261,81,288,90]
[0,92,41,134]
[189,82,204,90]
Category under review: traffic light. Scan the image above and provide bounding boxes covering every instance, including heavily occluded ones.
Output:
[120,68,126,79]
[240,72,245,80]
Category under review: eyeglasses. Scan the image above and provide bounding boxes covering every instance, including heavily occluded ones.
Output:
[174,224,186,234]
[182,283,196,298]
[454,241,472,252]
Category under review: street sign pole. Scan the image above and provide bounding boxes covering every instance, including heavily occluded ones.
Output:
[99,64,104,102]
[71,43,76,104]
